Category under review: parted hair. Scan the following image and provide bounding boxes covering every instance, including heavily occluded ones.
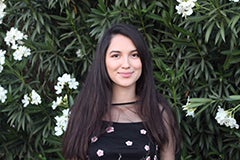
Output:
[63,23,181,159]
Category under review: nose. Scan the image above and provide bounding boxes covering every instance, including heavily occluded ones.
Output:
[121,56,130,69]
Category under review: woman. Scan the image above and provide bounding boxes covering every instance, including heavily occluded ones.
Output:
[63,24,181,160]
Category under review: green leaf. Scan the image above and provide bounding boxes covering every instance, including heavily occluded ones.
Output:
[190,98,213,103]
[220,22,225,42]
[205,23,215,43]
[227,95,240,101]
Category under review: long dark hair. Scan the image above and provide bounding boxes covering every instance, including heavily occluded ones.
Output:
[63,23,181,159]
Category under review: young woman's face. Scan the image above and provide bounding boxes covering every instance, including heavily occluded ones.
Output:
[105,34,142,89]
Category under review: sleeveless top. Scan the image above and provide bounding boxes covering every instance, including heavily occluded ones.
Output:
[88,122,160,160]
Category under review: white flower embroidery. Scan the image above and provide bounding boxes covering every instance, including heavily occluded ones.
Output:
[140,129,147,134]
[106,126,114,133]
[146,156,151,160]
[125,140,133,146]
[91,136,98,143]
[96,149,104,157]
[144,145,150,151]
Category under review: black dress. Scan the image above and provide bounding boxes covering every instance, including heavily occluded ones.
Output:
[88,122,160,160]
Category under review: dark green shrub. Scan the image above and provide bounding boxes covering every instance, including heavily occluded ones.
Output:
[0,0,239,159]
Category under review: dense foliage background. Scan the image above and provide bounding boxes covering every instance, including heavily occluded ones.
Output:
[0,0,240,159]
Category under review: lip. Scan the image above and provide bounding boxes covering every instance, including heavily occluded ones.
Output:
[118,71,134,78]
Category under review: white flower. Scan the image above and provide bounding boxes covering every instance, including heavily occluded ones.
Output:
[215,106,239,129]
[22,94,30,107]
[0,65,3,73]
[54,108,69,136]
[224,117,239,129]
[30,90,42,105]
[76,49,82,58]
[54,73,79,94]
[54,82,64,95]
[175,0,197,18]
[229,0,239,2]
[68,78,79,89]
[54,126,63,136]
[0,1,6,12]
[12,49,23,61]
[0,1,6,24]
[185,109,195,117]
[4,27,28,49]
[0,85,7,103]
[215,107,228,125]
[51,96,63,110]
[182,96,196,117]
[58,73,71,84]
[22,46,31,57]
[21,90,41,107]
[13,46,31,61]
[0,49,6,65]
[0,49,5,73]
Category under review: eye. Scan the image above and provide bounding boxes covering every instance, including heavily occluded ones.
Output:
[131,52,140,58]
[110,53,120,58]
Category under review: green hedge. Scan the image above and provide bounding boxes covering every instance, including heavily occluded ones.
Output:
[0,0,239,159]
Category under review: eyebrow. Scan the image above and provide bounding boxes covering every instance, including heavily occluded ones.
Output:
[109,49,138,54]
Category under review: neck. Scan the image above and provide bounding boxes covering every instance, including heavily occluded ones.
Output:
[111,85,137,104]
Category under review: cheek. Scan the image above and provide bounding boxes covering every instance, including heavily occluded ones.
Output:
[106,61,119,77]
[133,60,142,78]
[134,60,142,70]
[106,62,116,71]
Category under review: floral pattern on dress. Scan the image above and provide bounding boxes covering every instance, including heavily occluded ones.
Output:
[106,126,114,133]
[125,140,133,146]
[144,145,150,151]
[140,129,147,134]
[91,136,98,143]
[88,122,160,160]
[96,149,104,157]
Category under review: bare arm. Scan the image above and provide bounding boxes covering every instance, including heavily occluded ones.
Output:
[160,107,177,160]
[160,144,175,160]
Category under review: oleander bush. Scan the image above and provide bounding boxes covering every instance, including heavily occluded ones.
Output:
[0,0,239,159]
